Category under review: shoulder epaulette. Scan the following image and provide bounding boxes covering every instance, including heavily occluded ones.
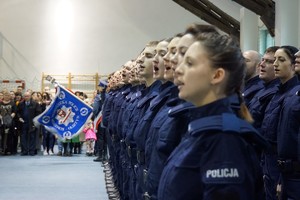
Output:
[137,92,158,108]
[168,102,194,117]
[188,113,255,134]
[188,113,270,150]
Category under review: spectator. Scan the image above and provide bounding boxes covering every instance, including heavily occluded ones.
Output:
[83,119,97,156]
[17,91,41,156]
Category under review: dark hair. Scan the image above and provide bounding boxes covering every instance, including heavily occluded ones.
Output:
[197,33,244,95]
[184,23,219,36]
[42,92,51,100]
[37,92,42,96]
[196,32,253,122]
[15,92,22,97]
[279,45,298,64]
[83,93,88,99]
[174,32,184,38]
[264,46,280,54]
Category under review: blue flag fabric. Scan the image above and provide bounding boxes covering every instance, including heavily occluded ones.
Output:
[34,85,93,140]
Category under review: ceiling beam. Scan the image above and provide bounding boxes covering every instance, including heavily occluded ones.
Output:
[173,0,240,39]
[232,0,275,36]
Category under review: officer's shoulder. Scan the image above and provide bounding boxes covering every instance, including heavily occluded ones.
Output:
[168,102,194,117]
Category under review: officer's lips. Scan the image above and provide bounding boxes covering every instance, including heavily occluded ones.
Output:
[153,65,159,72]
[165,64,172,71]
[140,65,145,71]
[171,60,177,71]
[177,80,184,90]
[295,61,300,73]
[260,69,266,74]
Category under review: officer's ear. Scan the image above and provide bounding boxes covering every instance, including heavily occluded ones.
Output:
[211,67,225,85]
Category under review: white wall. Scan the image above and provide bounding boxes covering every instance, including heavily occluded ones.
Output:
[2,0,299,91]
[0,0,242,90]
[275,0,299,46]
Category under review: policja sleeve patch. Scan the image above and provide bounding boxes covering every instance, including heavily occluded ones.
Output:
[202,164,244,184]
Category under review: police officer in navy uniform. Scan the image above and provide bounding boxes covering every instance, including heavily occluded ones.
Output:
[133,38,177,199]
[109,69,132,198]
[93,79,107,162]
[145,24,220,200]
[119,60,145,200]
[276,48,300,200]
[247,46,280,132]
[128,41,161,200]
[260,46,299,200]
[157,29,268,200]
[115,61,137,200]
[101,73,123,199]
[242,50,264,106]
[143,34,183,200]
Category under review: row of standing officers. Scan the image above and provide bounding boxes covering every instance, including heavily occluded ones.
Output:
[95,24,300,200]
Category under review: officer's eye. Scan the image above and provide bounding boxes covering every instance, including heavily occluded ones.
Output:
[278,57,286,62]
[145,53,154,58]
[179,48,187,56]
[262,58,275,64]
[170,48,177,55]
[185,57,193,67]
[159,50,167,57]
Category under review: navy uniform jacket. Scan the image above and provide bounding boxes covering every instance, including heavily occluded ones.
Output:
[243,75,264,107]
[261,76,299,145]
[247,78,279,131]
[134,81,173,153]
[122,86,143,145]
[137,80,161,116]
[120,85,142,139]
[125,81,161,148]
[110,85,130,138]
[276,80,300,199]
[108,88,120,135]
[124,87,149,148]
[92,93,103,117]
[115,85,132,138]
[157,97,266,200]
[145,89,186,168]
[102,91,115,129]
[277,83,300,160]
[145,97,192,199]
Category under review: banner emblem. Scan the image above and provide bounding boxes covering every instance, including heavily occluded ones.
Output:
[34,85,93,140]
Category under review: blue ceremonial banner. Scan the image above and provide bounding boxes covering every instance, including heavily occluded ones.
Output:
[34,85,93,140]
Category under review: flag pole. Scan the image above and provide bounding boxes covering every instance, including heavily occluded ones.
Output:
[45,75,57,85]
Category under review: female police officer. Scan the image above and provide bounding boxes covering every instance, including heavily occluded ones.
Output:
[259,46,299,200]
[274,46,300,200]
[145,24,219,200]
[157,29,268,200]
